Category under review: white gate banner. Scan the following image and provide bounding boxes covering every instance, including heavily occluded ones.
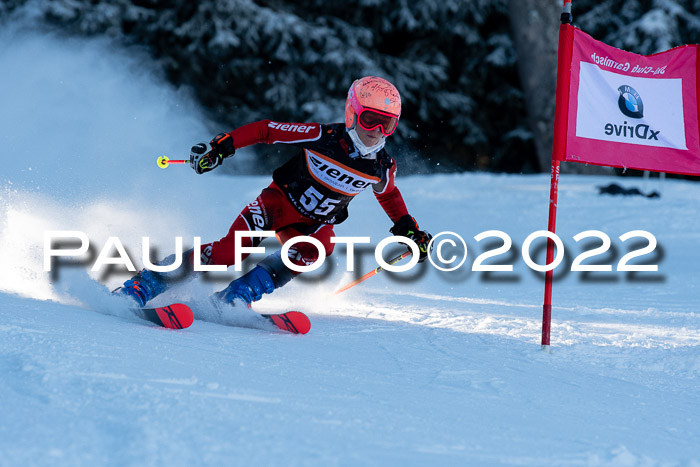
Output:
[575,62,686,150]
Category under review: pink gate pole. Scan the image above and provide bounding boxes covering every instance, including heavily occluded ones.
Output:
[541,0,574,350]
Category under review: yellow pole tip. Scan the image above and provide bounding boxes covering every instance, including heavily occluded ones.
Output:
[157,156,170,169]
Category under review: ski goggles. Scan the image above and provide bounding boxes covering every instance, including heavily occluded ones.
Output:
[356,108,400,136]
[348,88,400,136]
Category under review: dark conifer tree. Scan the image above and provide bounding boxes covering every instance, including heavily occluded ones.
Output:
[1,0,697,173]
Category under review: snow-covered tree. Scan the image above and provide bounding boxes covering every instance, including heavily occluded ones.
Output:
[2,0,697,174]
[1,0,537,173]
[575,0,700,54]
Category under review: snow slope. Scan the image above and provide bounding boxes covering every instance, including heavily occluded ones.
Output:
[1,25,699,466]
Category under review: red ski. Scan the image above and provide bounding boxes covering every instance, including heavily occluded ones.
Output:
[138,302,309,334]
[140,303,194,329]
[262,311,311,335]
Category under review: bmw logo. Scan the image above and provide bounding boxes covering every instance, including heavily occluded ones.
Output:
[617,85,644,119]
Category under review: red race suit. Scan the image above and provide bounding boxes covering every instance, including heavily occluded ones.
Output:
[202,120,409,268]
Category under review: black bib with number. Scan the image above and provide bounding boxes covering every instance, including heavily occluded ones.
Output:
[272,123,393,224]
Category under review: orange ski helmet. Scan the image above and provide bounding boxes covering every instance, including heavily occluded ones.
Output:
[344,76,401,136]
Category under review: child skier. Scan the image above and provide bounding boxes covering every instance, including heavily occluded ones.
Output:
[118,76,432,308]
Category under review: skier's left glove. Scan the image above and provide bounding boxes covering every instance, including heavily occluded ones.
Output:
[390,214,433,263]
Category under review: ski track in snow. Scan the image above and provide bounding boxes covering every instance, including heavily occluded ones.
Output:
[0,24,699,466]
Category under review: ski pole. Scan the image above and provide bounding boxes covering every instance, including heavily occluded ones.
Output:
[157,156,189,169]
[333,250,412,295]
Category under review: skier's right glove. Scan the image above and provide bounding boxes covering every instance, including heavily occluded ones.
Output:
[210,132,236,159]
[189,133,236,175]
[390,214,433,263]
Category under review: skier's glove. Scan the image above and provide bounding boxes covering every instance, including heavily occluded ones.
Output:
[390,214,433,263]
[189,133,236,175]
[189,143,220,174]
[210,132,236,159]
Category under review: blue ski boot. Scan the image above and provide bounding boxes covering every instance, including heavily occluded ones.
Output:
[115,249,199,307]
[215,252,294,306]
[116,269,168,307]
